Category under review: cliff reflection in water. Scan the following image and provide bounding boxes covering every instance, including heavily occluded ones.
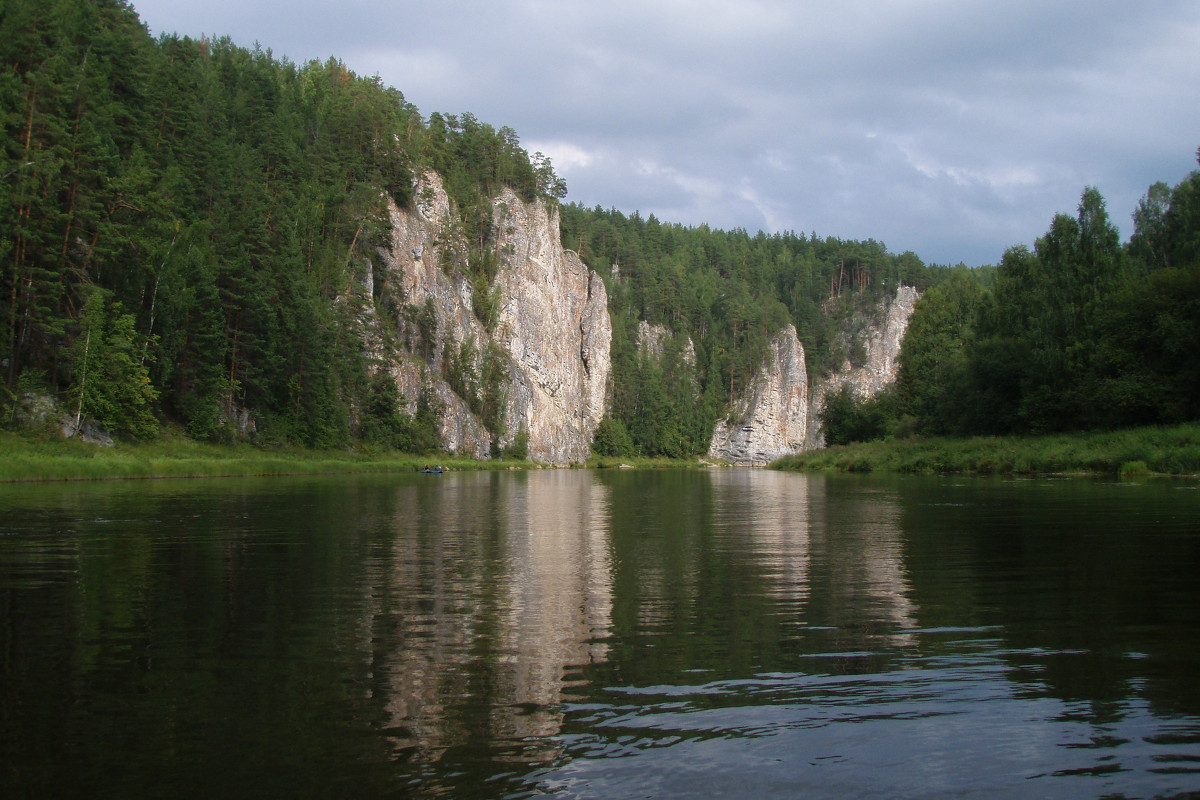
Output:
[712,470,812,610]
[3,471,1199,798]
[370,472,613,764]
[710,470,918,641]
[807,474,919,650]
[586,470,919,683]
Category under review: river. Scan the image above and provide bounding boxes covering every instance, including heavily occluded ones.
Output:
[1,469,1198,798]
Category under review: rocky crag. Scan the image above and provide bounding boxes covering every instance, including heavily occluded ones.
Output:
[707,325,809,465]
[636,321,696,367]
[708,287,918,464]
[490,187,611,463]
[359,173,912,466]
[806,285,919,447]
[367,172,611,463]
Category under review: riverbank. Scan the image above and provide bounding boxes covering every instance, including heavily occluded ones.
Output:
[0,430,716,483]
[0,431,527,482]
[16,423,1197,482]
[585,455,715,469]
[770,423,1200,476]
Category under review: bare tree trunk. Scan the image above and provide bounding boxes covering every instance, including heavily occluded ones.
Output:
[72,325,91,437]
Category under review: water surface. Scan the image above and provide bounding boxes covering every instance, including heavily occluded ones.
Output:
[1,470,1198,798]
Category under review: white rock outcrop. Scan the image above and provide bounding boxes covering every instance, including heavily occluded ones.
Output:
[707,286,919,463]
[492,189,611,463]
[708,325,809,465]
[807,285,919,446]
[374,172,610,463]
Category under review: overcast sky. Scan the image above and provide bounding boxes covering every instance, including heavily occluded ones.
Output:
[130,0,1200,267]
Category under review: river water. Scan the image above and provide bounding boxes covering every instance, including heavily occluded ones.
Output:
[1,469,1198,799]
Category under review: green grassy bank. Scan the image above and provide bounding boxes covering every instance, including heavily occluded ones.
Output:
[585,455,713,470]
[0,431,529,483]
[0,430,717,483]
[771,423,1200,476]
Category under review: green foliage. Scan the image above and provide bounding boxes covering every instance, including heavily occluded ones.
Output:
[891,164,1200,439]
[395,376,443,455]
[773,422,1200,477]
[895,268,985,435]
[442,335,508,439]
[0,429,507,481]
[1080,260,1200,427]
[359,371,407,448]
[503,427,529,460]
[592,415,637,457]
[0,0,556,450]
[68,289,159,440]
[820,384,901,446]
[477,341,508,439]
[1119,460,1149,477]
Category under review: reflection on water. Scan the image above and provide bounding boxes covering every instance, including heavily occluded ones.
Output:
[493,473,611,749]
[714,470,811,607]
[1,471,1199,799]
[807,473,919,650]
[372,472,613,766]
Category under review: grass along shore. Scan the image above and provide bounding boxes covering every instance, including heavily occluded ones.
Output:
[0,431,529,482]
[0,431,709,483]
[9,423,1199,483]
[770,423,1200,476]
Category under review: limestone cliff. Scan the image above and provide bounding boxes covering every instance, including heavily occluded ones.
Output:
[707,325,809,465]
[372,172,610,463]
[370,172,493,458]
[806,285,919,447]
[707,286,919,464]
[491,187,611,463]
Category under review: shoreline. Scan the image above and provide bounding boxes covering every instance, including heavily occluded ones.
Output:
[7,423,1200,483]
[0,432,712,483]
[770,422,1200,477]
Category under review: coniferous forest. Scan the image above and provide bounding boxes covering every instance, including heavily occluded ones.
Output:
[2,0,553,448]
[3,0,1199,458]
[821,175,1200,446]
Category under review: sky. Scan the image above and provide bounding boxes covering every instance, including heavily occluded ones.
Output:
[130,0,1200,267]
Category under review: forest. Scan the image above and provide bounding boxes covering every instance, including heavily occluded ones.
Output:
[1,0,558,449]
[4,0,1197,459]
[821,168,1200,446]
[559,206,949,457]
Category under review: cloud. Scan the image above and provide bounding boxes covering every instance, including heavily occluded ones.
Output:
[131,0,1200,266]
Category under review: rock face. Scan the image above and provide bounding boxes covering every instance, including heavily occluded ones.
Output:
[708,286,919,463]
[637,320,696,367]
[374,173,493,458]
[374,172,610,463]
[491,188,611,463]
[822,284,918,397]
[806,285,919,447]
[707,325,809,465]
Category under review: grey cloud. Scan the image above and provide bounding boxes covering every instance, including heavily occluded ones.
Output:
[132,0,1200,266]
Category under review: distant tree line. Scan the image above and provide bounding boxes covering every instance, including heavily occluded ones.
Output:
[824,158,1200,445]
[559,206,951,458]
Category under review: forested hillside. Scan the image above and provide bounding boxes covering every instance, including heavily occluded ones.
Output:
[827,166,1200,444]
[1,0,560,447]
[559,206,949,457]
[8,1,1192,458]
[2,0,947,455]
